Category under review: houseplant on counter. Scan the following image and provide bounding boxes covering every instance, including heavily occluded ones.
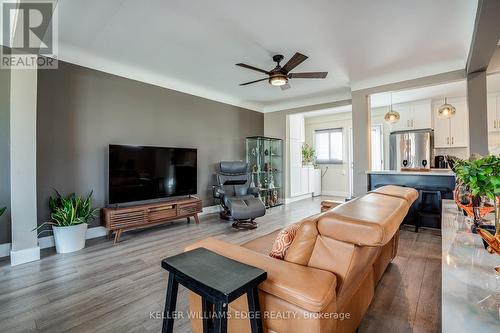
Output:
[34,191,98,253]
[454,155,500,229]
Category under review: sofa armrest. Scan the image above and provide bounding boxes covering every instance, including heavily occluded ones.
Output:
[186,237,337,313]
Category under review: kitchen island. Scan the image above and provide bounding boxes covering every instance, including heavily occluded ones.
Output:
[441,200,500,332]
[367,170,455,229]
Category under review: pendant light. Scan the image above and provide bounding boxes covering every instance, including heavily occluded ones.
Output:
[437,97,456,119]
[384,92,400,124]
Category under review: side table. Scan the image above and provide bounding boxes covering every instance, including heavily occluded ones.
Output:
[161,247,267,333]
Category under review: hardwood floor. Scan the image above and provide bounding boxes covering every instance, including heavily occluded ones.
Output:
[0,197,441,333]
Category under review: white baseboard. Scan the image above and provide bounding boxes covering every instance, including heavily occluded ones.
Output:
[284,193,313,204]
[10,246,40,266]
[321,190,349,197]
[37,205,220,250]
[0,204,223,259]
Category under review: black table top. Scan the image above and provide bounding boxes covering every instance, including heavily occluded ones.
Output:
[161,247,267,302]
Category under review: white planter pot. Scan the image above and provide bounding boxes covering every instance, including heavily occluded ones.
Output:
[52,223,88,254]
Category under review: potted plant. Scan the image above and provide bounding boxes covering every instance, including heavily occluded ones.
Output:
[0,207,6,217]
[35,191,98,253]
[302,143,315,165]
[454,155,500,227]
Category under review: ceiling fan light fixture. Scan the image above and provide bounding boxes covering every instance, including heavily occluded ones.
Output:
[437,98,456,119]
[269,74,287,86]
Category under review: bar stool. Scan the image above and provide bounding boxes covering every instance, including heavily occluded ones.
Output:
[416,189,442,232]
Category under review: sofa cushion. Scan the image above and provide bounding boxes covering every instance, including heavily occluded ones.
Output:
[284,219,319,265]
[269,222,302,259]
[372,185,419,203]
[318,192,411,246]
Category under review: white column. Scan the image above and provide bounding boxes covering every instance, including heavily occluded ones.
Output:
[351,91,371,196]
[10,68,39,266]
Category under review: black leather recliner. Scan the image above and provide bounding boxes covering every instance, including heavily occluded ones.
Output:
[213,161,266,229]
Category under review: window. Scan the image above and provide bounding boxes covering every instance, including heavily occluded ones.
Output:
[314,128,343,163]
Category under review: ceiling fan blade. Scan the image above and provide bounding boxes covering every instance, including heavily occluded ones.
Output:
[239,78,268,86]
[280,82,291,91]
[288,72,328,79]
[236,63,269,75]
[282,52,308,73]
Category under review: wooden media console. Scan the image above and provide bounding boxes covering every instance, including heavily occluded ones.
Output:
[102,196,202,243]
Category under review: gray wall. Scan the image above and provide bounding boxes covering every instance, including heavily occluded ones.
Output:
[37,61,263,229]
[0,47,11,244]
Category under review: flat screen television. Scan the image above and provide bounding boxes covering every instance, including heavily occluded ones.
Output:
[108,145,197,204]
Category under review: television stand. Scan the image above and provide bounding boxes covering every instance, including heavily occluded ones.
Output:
[102,197,202,243]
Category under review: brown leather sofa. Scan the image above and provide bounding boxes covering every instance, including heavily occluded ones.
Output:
[186,185,418,333]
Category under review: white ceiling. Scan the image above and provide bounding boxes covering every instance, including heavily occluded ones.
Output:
[54,0,478,112]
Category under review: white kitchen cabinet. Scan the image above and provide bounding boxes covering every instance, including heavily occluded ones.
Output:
[312,168,321,197]
[449,99,468,147]
[391,104,411,131]
[300,167,309,194]
[433,97,469,148]
[290,166,301,197]
[289,114,304,197]
[289,114,305,141]
[487,94,500,132]
[391,100,431,131]
[290,139,303,197]
[433,113,450,148]
[412,100,432,130]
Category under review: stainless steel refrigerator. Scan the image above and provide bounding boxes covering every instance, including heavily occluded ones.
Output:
[389,129,433,170]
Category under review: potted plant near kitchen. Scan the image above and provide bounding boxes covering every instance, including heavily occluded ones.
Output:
[34,191,98,253]
[454,155,500,227]
[302,143,315,165]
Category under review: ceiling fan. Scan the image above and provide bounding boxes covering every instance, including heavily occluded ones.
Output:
[236,52,328,90]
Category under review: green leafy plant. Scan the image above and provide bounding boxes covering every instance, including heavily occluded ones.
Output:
[33,190,98,233]
[0,207,6,217]
[454,155,500,205]
[302,143,315,165]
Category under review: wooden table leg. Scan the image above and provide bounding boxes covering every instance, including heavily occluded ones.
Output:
[247,287,263,333]
[213,301,228,333]
[201,298,213,333]
[162,273,179,333]
[194,213,200,224]
[113,229,122,244]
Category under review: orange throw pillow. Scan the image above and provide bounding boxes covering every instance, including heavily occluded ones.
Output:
[269,222,302,260]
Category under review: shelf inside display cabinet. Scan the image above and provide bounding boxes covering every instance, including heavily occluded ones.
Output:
[246,136,283,209]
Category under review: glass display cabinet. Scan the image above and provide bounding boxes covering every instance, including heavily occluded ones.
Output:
[246,136,283,208]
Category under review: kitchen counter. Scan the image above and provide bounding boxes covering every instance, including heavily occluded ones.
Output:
[441,200,500,332]
[367,170,456,229]
[367,169,455,176]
